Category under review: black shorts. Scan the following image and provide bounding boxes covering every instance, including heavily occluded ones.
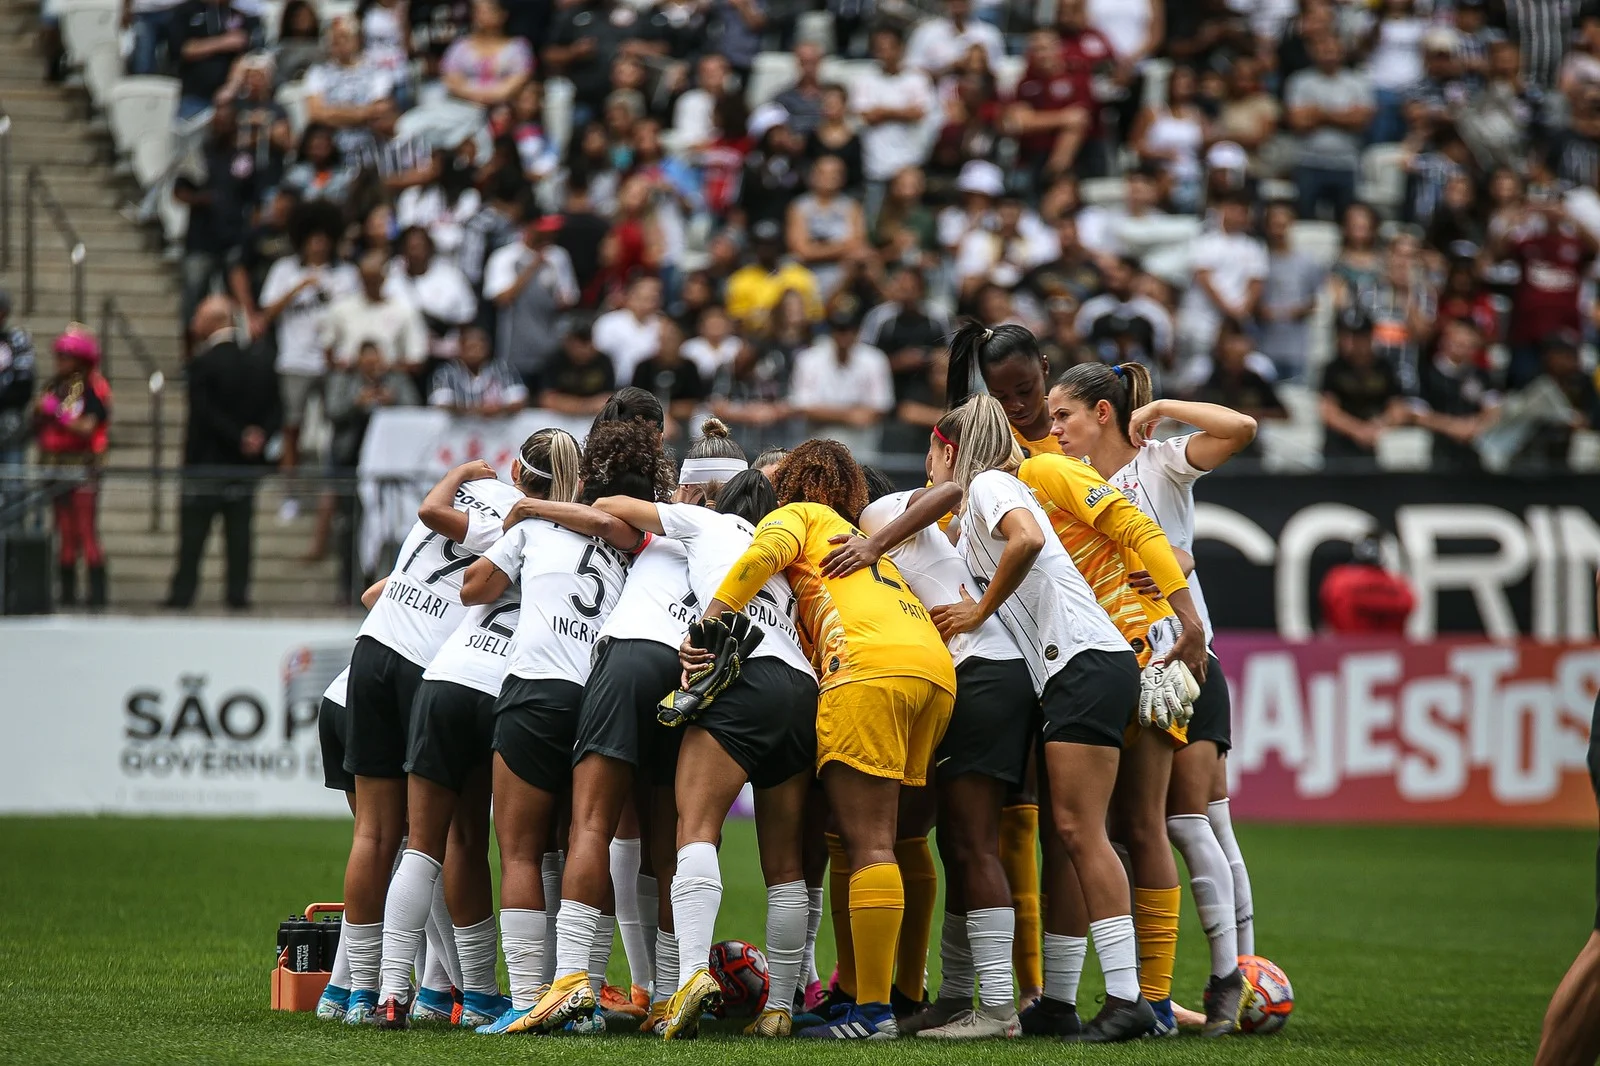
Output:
[1182,652,1231,753]
[407,679,496,793]
[344,636,427,779]
[936,657,1036,787]
[493,676,585,793]
[693,658,818,790]
[575,637,683,786]
[318,698,355,794]
[1040,649,1140,750]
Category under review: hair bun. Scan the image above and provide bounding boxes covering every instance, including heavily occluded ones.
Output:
[700,417,731,439]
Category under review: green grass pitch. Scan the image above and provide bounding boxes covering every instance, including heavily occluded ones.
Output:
[0,817,1590,1064]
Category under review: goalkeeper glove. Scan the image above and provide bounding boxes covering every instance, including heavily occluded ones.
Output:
[1162,659,1201,728]
[658,612,765,727]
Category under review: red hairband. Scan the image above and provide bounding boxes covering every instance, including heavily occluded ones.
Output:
[933,426,957,450]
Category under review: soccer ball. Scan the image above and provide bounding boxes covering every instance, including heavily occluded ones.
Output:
[708,939,769,1018]
[1238,954,1294,1034]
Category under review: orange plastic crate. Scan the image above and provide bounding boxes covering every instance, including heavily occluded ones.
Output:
[270,902,343,1012]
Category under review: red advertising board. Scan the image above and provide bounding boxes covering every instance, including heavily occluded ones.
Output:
[1213,635,1600,827]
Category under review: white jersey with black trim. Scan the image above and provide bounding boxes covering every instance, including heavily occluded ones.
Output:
[859,491,1023,668]
[1107,434,1214,640]
[959,469,1128,693]
[597,532,696,646]
[655,502,815,679]
[484,519,629,686]
[424,588,520,696]
[323,666,349,707]
[357,478,523,667]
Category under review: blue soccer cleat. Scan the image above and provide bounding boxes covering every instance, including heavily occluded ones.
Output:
[315,984,350,1022]
[342,989,379,1026]
[475,1003,542,1035]
[459,991,513,1028]
[799,1001,899,1040]
[1147,997,1179,1039]
[409,986,456,1023]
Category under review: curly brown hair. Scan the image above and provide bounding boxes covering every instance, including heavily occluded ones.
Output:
[771,438,869,525]
[581,419,676,503]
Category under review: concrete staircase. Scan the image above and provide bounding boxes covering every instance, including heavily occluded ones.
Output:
[0,4,351,613]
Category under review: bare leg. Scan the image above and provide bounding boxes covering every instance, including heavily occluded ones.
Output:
[1535,931,1600,1066]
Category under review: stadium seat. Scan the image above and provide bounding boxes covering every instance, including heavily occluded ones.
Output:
[1259,178,1298,203]
[1079,177,1126,207]
[1571,430,1600,471]
[1290,220,1341,268]
[544,76,575,157]
[82,39,122,109]
[1357,142,1408,217]
[275,78,309,137]
[107,76,179,173]
[1375,426,1433,470]
[796,10,835,52]
[1140,58,1171,110]
[1258,419,1324,471]
[745,51,798,109]
[58,0,119,66]
[818,57,875,96]
[157,183,189,246]
[996,54,1025,98]
[259,0,284,42]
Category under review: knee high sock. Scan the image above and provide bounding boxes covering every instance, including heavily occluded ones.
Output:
[638,874,660,990]
[1000,804,1042,993]
[424,875,463,990]
[849,862,904,1007]
[893,837,937,1001]
[329,920,352,991]
[1089,915,1140,1002]
[764,880,809,1017]
[379,849,440,999]
[454,916,501,995]
[938,911,974,1002]
[1207,799,1255,956]
[589,914,616,994]
[1167,814,1239,978]
[804,886,824,987]
[825,833,856,996]
[611,838,653,992]
[540,852,564,985]
[554,899,601,982]
[653,928,680,1004]
[967,908,1016,1011]
[344,920,384,995]
[500,908,546,1010]
[421,940,452,994]
[672,841,722,986]
[1133,886,1180,1004]
[1042,932,1087,1006]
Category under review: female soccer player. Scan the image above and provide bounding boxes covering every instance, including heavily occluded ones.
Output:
[820,466,1034,1039]
[594,458,819,1040]
[1051,363,1259,1034]
[690,440,958,1041]
[338,457,522,1025]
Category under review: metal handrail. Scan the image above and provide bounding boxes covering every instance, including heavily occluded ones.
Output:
[0,113,11,273]
[98,295,167,532]
[22,166,86,323]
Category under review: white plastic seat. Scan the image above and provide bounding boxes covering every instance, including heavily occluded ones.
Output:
[797,10,835,52]
[82,39,122,108]
[107,76,179,171]
[818,57,874,95]
[746,51,798,108]
[59,0,119,65]
[1290,220,1341,268]
[996,54,1025,98]
[157,184,190,246]
[1140,58,1171,109]
[1356,142,1408,216]
[1079,176,1126,207]
[275,78,309,137]
[544,76,575,157]
[1375,426,1433,470]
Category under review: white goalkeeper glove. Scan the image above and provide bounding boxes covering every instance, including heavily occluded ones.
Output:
[1138,663,1171,730]
[1161,659,1202,728]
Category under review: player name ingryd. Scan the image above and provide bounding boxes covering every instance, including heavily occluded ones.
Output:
[385,579,449,619]
[553,615,600,643]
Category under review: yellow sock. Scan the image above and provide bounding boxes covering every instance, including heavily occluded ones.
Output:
[1134,886,1181,1003]
[826,832,856,997]
[848,862,904,1006]
[892,837,937,1002]
[1000,804,1042,992]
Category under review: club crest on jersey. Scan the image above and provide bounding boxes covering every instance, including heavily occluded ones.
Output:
[1084,484,1115,508]
[1044,643,1059,661]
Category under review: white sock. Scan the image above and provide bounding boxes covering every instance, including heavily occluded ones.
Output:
[1042,933,1086,1006]
[938,911,974,1001]
[414,940,428,989]
[343,920,383,994]
[1168,814,1240,978]
[653,928,680,1003]
[555,899,601,982]
[421,940,452,993]
[500,908,546,1010]
[672,841,722,986]
[967,907,1015,1011]
[329,922,352,989]
[1208,799,1255,956]
[454,917,501,995]
[638,873,660,987]
[764,880,808,1017]
[611,838,653,992]
[1089,915,1140,1002]
[589,914,616,994]
[804,886,824,986]
[424,875,462,990]
[540,853,564,986]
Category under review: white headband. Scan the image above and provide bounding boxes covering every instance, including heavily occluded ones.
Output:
[679,457,748,484]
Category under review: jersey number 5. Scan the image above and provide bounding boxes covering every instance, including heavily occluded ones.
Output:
[569,544,613,618]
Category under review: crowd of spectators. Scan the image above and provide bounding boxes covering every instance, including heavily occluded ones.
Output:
[120,0,1600,481]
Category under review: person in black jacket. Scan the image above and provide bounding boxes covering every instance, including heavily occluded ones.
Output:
[165,295,281,609]
[0,290,36,506]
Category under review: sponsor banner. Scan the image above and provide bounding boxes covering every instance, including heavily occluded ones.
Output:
[1218,635,1600,827]
[1192,472,1600,639]
[0,617,359,815]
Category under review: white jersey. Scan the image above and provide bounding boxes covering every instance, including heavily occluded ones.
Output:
[358,478,523,667]
[959,470,1129,694]
[323,666,349,706]
[597,532,696,647]
[1108,435,1214,640]
[483,520,629,686]
[423,589,520,696]
[859,492,1023,668]
[656,503,816,679]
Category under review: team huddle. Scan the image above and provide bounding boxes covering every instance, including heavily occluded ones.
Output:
[308,319,1269,1043]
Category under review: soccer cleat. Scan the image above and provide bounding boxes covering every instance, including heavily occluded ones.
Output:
[458,991,512,1028]
[1201,970,1247,1037]
[476,1004,541,1035]
[1146,997,1179,1038]
[315,984,350,1021]
[632,985,651,1012]
[563,1012,606,1034]
[744,1008,793,1036]
[640,1000,668,1034]
[342,989,378,1026]
[1019,995,1081,1037]
[599,982,646,1023]
[661,968,722,1040]
[528,972,599,1034]
[1072,996,1158,1043]
[375,994,411,1030]
[409,986,455,1024]
[891,984,930,1021]
[803,980,826,1012]
[798,1001,899,1040]
[917,1005,1022,1040]
[899,995,972,1035]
